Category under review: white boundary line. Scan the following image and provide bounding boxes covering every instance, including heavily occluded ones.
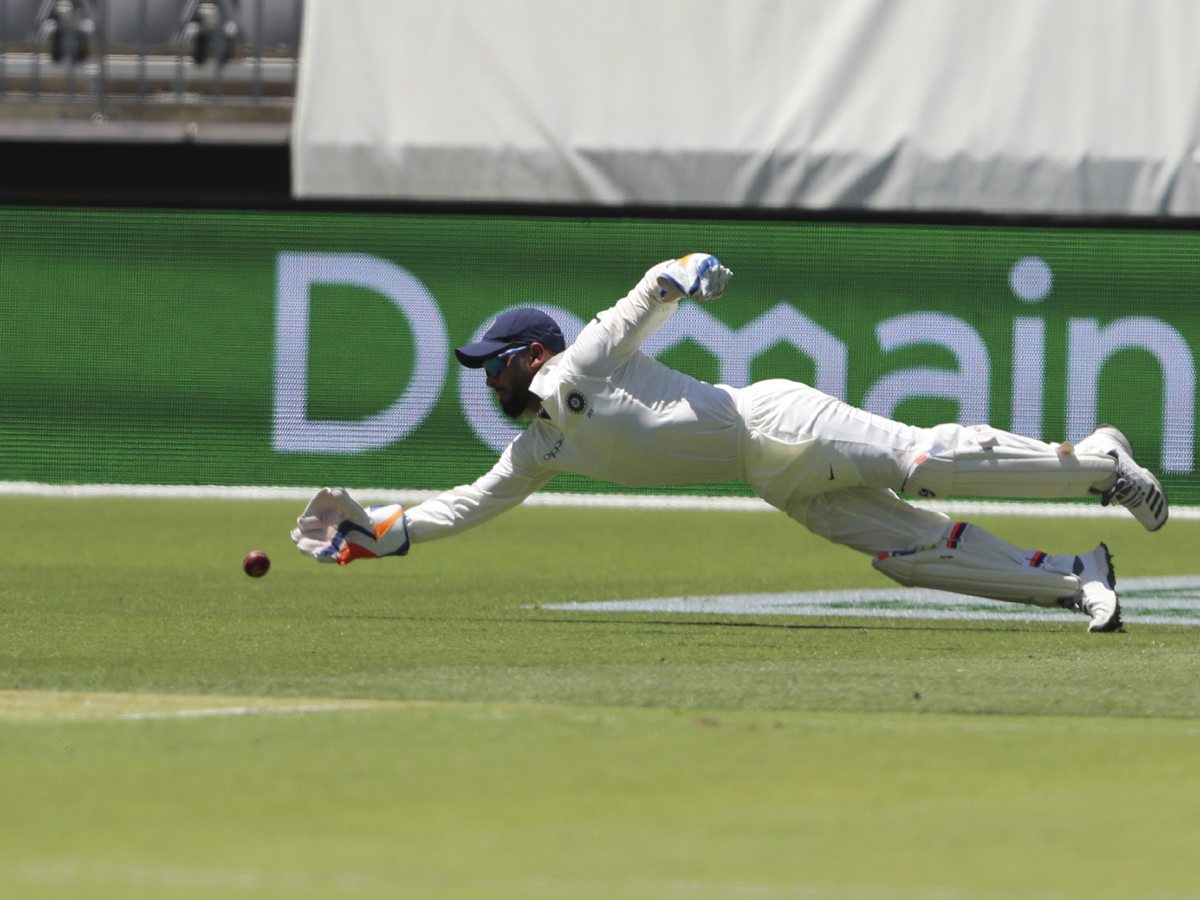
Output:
[2,480,1199,519]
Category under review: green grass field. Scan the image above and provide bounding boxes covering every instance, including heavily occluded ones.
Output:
[2,496,1199,899]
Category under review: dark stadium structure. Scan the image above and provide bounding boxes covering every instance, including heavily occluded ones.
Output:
[0,0,298,202]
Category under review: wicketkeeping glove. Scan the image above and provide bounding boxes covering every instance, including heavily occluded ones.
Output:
[291,487,410,565]
[654,254,733,303]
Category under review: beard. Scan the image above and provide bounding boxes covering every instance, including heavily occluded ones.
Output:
[500,384,534,419]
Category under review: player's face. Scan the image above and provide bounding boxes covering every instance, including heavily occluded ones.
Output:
[486,347,537,418]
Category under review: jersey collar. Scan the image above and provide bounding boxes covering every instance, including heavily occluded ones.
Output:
[529,353,565,422]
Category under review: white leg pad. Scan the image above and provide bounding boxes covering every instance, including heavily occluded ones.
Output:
[903,424,1117,500]
[872,521,1080,607]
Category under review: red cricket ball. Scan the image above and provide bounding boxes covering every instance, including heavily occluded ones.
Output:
[243,550,270,578]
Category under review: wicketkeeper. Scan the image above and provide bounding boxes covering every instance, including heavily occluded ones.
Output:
[293,255,1169,632]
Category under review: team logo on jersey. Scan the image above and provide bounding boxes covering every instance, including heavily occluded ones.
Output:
[566,390,588,415]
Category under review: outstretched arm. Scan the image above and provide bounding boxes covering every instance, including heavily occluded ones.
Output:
[404,440,556,543]
[291,438,554,565]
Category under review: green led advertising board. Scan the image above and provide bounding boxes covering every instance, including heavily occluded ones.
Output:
[0,206,1196,501]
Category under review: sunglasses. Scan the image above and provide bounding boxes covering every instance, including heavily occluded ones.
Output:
[482,345,529,377]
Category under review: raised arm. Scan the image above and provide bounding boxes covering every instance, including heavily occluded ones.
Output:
[567,255,732,376]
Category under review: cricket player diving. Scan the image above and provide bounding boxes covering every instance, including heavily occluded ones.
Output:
[292,254,1169,633]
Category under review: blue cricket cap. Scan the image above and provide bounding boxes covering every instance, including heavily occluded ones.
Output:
[454,308,567,368]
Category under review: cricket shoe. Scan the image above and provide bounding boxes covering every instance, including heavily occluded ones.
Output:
[1080,425,1169,531]
[1058,543,1122,633]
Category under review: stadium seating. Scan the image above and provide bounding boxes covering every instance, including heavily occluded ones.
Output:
[0,0,301,140]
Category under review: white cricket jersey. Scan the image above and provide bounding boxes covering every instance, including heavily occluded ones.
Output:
[403,263,933,546]
[405,265,752,543]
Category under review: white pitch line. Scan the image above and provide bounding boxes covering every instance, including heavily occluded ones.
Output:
[3,480,1197,518]
[544,575,1200,625]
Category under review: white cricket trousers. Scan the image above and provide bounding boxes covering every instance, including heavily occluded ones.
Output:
[735,379,1107,556]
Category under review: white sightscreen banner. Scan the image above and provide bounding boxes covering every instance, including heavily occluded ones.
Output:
[292,0,1200,215]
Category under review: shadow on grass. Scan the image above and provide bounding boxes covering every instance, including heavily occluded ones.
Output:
[327,612,1077,634]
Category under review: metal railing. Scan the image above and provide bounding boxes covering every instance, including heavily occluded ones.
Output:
[0,0,302,138]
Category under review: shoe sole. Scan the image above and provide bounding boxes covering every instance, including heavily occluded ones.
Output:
[1086,542,1123,633]
[1094,425,1169,532]
[1089,608,1124,632]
